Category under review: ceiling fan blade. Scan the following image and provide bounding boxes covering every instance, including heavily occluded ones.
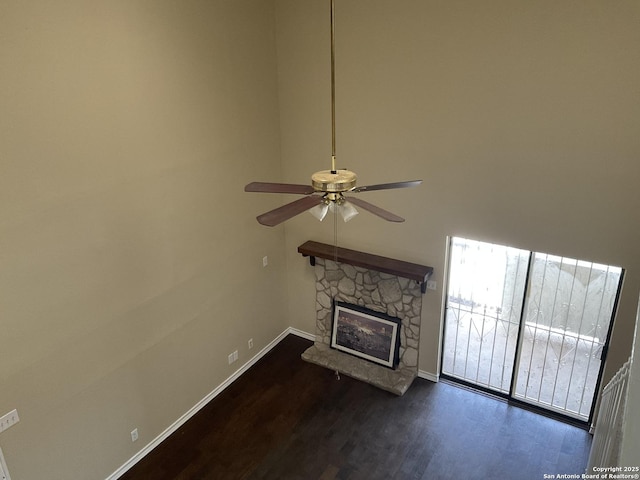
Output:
[245,182,315,195]
[350,180,422,193]
[344,196,405,223]
[256,195,325,227]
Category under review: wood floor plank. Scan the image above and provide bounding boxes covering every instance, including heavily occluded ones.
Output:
[119,335,591,480]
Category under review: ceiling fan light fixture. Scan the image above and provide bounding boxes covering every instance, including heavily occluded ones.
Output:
[309,202,330,221]
[338,201,358,222]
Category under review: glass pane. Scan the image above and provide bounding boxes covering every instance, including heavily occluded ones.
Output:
[442,237,529,393]
[514,254,622,420]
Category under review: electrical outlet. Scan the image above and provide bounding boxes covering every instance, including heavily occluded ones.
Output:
[0,409,19,434]
[131,428,139,442]
[228,350,239,364]
[427,280,437,291]
[248,338,254,349]
[262,256,268,267]
[0,447,11,480]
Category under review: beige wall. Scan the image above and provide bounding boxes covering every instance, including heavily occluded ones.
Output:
[2,0,640,478]
[0,1,287,478]
[278,0,640,389]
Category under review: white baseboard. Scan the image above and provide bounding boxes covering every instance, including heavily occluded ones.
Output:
[107,328,440,479]
[287,327,315,341]
[418,370,439,383]
[106,327,310,480]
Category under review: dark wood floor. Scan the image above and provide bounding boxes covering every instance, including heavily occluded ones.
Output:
[119,335,592,480]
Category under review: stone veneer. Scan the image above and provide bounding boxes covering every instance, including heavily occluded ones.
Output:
[301,257,423,395]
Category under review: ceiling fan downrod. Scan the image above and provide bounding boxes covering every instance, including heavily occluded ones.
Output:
[310,0,359,199]
[243,0,422,227]
[330,0,337,174]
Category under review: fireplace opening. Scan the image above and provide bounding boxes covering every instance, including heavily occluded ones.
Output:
[331,301,401,369]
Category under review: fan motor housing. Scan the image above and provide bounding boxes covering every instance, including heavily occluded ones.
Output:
[311,169,357,193]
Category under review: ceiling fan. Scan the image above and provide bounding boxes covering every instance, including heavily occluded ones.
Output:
[245,0,421,227]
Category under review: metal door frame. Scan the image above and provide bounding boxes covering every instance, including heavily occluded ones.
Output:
[440,236,624,427]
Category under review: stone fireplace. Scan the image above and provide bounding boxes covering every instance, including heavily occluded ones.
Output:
[298,241,433,396]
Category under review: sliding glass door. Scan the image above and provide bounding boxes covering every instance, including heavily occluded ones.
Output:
[441,237,622,422]
[513,253,622,419]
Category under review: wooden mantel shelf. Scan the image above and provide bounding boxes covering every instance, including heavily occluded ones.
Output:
[297,240,433,294]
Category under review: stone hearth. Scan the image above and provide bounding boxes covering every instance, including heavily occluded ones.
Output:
[300,246,429,395]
